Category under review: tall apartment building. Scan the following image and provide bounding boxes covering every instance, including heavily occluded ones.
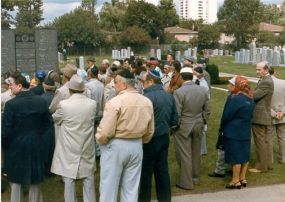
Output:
[176,0,217,24]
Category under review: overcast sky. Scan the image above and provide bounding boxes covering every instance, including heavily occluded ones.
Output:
[39,0,283,25]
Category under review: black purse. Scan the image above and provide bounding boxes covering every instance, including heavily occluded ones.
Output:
[216,129,224,150]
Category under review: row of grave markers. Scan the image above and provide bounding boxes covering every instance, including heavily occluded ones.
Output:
[235,43,285,66]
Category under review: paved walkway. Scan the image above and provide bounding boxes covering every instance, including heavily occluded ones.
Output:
[219,73,259,83]
[152,184,285,202]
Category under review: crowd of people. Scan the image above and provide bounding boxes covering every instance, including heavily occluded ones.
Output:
[1,54,285,202]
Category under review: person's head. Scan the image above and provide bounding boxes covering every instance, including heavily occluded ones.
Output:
[232,75,253,98]
[114,69,135,93]
[123,58,131,69]
[256,61,270,78]
[147,58,159,70]
[163,64,172,74]
[193,66,204,78]
[269,66,275,75]
[167,53,175,64]
[172,60,182,74]
[35,70,46,83]
[87,57,96,67]
[9,72,30,95]
[60,64,77,83]
[88,65,99,79]
[180,67,193,81]
[101,59,110,68]
[68,74,85,94]
[43,78,56,92]
[142,70,161,89]
[228,76,236,93]
[183,56,195,66]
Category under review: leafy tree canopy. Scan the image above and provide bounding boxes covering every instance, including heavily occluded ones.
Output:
[53,8,104,48]
[123,0,162,39]
[1,0,15,29]
[218,0,263,49]
[120,26,151,48]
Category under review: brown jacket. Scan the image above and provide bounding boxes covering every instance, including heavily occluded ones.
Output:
[253,75,274,125]
[96,89,154,144]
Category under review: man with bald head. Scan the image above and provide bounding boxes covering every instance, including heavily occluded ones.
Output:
[249,61,274,173]
[96,69,154,202]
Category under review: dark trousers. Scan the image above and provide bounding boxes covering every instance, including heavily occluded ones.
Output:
[139,134,171,202]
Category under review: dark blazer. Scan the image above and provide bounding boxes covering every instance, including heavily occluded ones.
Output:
[221,93,255,140]
[30,83,45,95]
[143,84,178,138]
[2,91,54,184]
[253,75,274,125]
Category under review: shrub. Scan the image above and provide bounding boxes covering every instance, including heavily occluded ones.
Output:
[206,63,219,84]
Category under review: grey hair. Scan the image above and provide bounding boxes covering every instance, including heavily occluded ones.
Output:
[117,75,136,88]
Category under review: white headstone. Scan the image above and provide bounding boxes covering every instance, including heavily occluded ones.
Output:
[235,51,240,63]
[79,56,84,69]
[157,49,161,61]
[244,49,247,64]
[219,49,224,56]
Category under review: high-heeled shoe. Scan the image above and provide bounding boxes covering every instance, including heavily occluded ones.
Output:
[240,179,247,187]
[225,181,242,189]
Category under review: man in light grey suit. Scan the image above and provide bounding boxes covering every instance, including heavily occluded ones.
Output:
[249,62,274,173]
[173,67,210,190]
[268,68,285,164]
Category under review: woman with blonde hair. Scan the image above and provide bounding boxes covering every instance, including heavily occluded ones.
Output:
[221,76,255,189]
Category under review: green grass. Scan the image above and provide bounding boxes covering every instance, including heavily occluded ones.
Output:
[2,87,285,202]
[209,56,285,79]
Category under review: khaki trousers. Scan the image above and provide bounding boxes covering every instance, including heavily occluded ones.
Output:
[252,124,271,171]
[268,123,285,164]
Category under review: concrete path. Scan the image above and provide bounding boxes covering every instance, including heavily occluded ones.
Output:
[219,72,259,83]
[152,184,285,202]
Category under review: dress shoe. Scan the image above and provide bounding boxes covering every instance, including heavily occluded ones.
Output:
[225,181,242,189]
[208,172,225,178]
[240,179,247,187]
[175,184,193,190]
[248,168,262,173]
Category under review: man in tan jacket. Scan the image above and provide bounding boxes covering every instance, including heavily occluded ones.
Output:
[96,69,154,202]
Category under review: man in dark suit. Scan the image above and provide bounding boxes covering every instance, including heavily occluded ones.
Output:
[173,67,211,190]
[249,61,274,173]
[2,72,54,202]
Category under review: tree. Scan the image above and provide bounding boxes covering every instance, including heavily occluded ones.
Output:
[179,18,204,31]
[98,2,126,32]
[262,4,283,24]
[158,0,179,27]
[15,0,43,32]
[81,0,96,15]
[53,8,105,51]
[119,26,151,49]
[256,31,278,47]
[123,1,162,39]
[218,0,263,49]
[1,0,15,29]
[278,31,285,45]
[198,24,221,49]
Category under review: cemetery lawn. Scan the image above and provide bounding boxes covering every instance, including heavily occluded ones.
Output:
[2,87,285,202]
[209,56,285,79]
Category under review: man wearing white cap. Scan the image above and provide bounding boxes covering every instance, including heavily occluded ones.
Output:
[51,75,97,202]
[173,67,210,190]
